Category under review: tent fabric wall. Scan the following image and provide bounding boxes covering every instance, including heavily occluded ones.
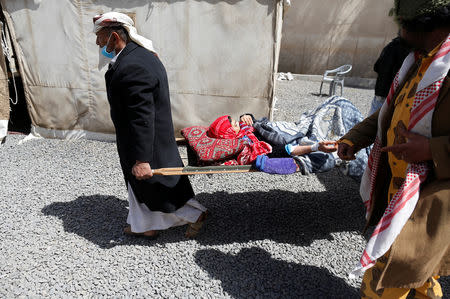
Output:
[0,24,9,142]
[0,0,281,140]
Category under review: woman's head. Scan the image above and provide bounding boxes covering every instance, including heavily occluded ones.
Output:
[207,115,240,139]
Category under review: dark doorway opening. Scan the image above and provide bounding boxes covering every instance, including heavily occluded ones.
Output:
[8,75,30,134]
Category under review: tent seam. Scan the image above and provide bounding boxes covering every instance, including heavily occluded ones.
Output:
[76,0,95,128]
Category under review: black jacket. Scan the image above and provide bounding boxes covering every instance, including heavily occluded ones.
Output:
[105,42,193,212]
[374,37,410,97]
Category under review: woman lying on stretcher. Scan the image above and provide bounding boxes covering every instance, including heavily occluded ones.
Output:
[207,115,337,174]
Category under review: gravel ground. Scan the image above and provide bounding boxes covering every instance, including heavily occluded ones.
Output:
[0,79,448,298]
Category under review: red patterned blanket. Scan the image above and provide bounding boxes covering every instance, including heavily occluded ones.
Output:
[181,126,247,165]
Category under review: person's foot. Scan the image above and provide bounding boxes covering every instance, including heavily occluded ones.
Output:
[185,211,209,238]
[123,225,159,239]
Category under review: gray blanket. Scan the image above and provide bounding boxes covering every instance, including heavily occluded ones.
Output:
[253,96,370,180]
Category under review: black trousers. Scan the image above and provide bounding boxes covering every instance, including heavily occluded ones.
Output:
[267,144,290,158]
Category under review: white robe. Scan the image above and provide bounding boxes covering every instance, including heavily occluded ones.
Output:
[127,183,206,233]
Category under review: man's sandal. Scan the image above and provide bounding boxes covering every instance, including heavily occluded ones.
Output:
[123,225,159,240]
[185,211,209,238]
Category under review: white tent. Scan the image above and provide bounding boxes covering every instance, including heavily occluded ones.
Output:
[0,0,284,141]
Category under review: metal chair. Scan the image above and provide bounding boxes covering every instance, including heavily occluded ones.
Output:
[319,64,352,96]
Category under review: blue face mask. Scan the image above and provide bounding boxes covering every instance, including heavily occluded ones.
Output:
[101,46,115,58]
[101,33,115,58]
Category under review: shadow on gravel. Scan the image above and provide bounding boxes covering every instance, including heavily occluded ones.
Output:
[42,195,132,249]
[310,92,329,97]
[41,183,365,248]
[188,180,365,246]
[195,247,359,298]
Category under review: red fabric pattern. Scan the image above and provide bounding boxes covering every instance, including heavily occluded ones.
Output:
[181,126,246,165]
[238,122,260,143]
[207,115,272,164]
[207,115,237,139]
[236,139,272,165]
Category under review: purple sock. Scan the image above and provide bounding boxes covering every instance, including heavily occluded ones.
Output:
[256,156,298,174]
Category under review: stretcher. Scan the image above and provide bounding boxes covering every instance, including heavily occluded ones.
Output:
[152,165,257,176]
[151,138,260,176]
[152,96,369,178]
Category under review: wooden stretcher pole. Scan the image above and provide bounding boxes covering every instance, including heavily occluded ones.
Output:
[152,165,257,176]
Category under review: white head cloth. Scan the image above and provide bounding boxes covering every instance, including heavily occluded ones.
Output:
[93,12,156,53]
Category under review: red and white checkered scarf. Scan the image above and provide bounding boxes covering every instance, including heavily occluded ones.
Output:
[352,34,450,277]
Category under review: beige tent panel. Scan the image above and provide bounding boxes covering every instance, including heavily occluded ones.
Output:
[1,0,282,140]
